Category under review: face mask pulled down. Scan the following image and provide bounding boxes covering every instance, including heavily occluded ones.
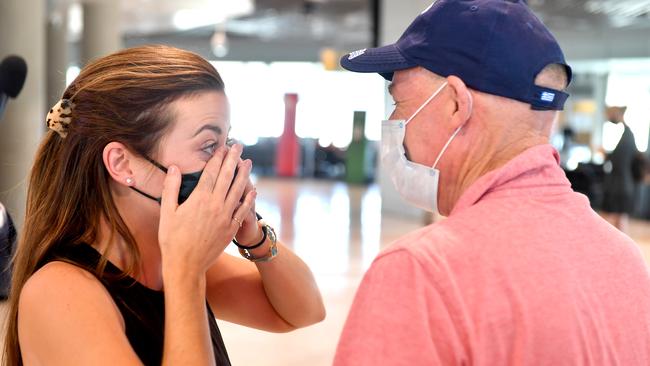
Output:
[381,81,464,215]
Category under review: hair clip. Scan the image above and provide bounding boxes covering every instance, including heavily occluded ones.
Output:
[46,99,75,138]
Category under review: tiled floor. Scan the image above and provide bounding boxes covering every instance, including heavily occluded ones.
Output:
[3,177,650,365]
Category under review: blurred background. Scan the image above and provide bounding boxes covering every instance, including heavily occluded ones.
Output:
[1,0,650,365]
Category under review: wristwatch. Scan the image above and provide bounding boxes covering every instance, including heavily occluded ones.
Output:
[238,221,278,263]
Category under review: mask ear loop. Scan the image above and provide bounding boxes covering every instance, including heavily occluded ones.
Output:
[127,155,167,204]
[432,126,463,169]
[432,89,473,169]
[405,81,449,125]
[143,155,168,173]
[129,186,162,204]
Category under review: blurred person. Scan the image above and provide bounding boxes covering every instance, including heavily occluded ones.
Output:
[0,202,17,300]
[558,126,576,169]
[601,106,640,233]
[334,0,650,364]
[315,143,346,178]
[4,45,325,365]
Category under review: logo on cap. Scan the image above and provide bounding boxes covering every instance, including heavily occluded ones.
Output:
[540,92,556,103]
[348,49,367,60]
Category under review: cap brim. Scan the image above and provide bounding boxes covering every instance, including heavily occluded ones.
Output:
[340,44,416,81]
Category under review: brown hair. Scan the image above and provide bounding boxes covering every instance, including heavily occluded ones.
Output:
[3,45,225,365]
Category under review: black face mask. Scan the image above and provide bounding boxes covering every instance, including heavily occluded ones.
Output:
[129,156,202,205]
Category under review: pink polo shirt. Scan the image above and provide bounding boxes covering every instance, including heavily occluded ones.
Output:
[335,145,650,365]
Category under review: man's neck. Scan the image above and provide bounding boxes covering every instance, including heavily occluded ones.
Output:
[440,131,549,216]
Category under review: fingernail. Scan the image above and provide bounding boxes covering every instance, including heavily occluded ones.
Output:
[169,165,178,174]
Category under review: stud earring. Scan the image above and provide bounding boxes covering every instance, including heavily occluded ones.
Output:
[126,177,134,185]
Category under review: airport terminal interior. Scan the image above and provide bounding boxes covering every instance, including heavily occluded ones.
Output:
[2,0,650,364]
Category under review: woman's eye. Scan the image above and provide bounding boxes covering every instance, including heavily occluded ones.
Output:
[202,142,218,156]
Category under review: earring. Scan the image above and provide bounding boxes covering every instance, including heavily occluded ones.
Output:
[126,177,134,185]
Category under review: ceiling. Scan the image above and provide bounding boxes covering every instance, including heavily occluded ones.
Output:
[120,0,370,43]
[530,0,650,30]
[50,0,650,62]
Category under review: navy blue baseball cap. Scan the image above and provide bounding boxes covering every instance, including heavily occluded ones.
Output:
[340,0,572,111]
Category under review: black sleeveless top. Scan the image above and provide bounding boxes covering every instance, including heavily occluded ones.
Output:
[43,244,231,366]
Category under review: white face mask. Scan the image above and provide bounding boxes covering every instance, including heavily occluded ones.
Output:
[381,81,463,215]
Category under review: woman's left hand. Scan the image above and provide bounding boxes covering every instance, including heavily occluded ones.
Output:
[233,179,262,245]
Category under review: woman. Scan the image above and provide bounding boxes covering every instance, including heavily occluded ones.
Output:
[3,45,325,365]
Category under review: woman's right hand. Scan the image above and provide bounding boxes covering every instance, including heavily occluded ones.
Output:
[157,144,256,277]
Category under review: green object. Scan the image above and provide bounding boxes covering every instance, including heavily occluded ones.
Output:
[346,111,368,184]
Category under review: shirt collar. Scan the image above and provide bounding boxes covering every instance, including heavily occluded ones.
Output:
[450,144,569,216]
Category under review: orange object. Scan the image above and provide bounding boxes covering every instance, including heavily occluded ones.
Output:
[276,93,301,177]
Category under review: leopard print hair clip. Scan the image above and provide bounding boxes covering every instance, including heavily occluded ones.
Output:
[46,99,75,138]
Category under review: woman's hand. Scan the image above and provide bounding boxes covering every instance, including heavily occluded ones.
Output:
[233,179,263,246]
[158,144,257,275]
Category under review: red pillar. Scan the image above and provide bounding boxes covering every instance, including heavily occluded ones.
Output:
[275,93,301,177]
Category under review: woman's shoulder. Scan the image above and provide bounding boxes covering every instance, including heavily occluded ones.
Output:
[19,260,125,330]
[18,261,145,365]
[25,260,103,295]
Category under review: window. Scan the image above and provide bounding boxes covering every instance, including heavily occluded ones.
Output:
[212,61,386,147]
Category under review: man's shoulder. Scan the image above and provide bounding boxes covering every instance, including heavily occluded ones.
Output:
[373,206,522,279]
[379,215,478,262]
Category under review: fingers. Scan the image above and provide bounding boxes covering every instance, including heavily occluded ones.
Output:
[213,144,244,201]
[230,189,257,232]
[160,165,181,217]
[242,177,255,202]
[195,146,228,194]
[224,159,252,212]
[241,179,257,219]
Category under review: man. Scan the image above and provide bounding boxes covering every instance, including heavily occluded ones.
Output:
[335,0,650,364]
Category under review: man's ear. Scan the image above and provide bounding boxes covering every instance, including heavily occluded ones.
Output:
[103,142,136,187]
[447,75,473,128]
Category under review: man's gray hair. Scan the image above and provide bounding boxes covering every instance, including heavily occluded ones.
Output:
[535,63,569,92]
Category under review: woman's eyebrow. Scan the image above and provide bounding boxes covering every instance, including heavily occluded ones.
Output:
[193,124,223,137]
